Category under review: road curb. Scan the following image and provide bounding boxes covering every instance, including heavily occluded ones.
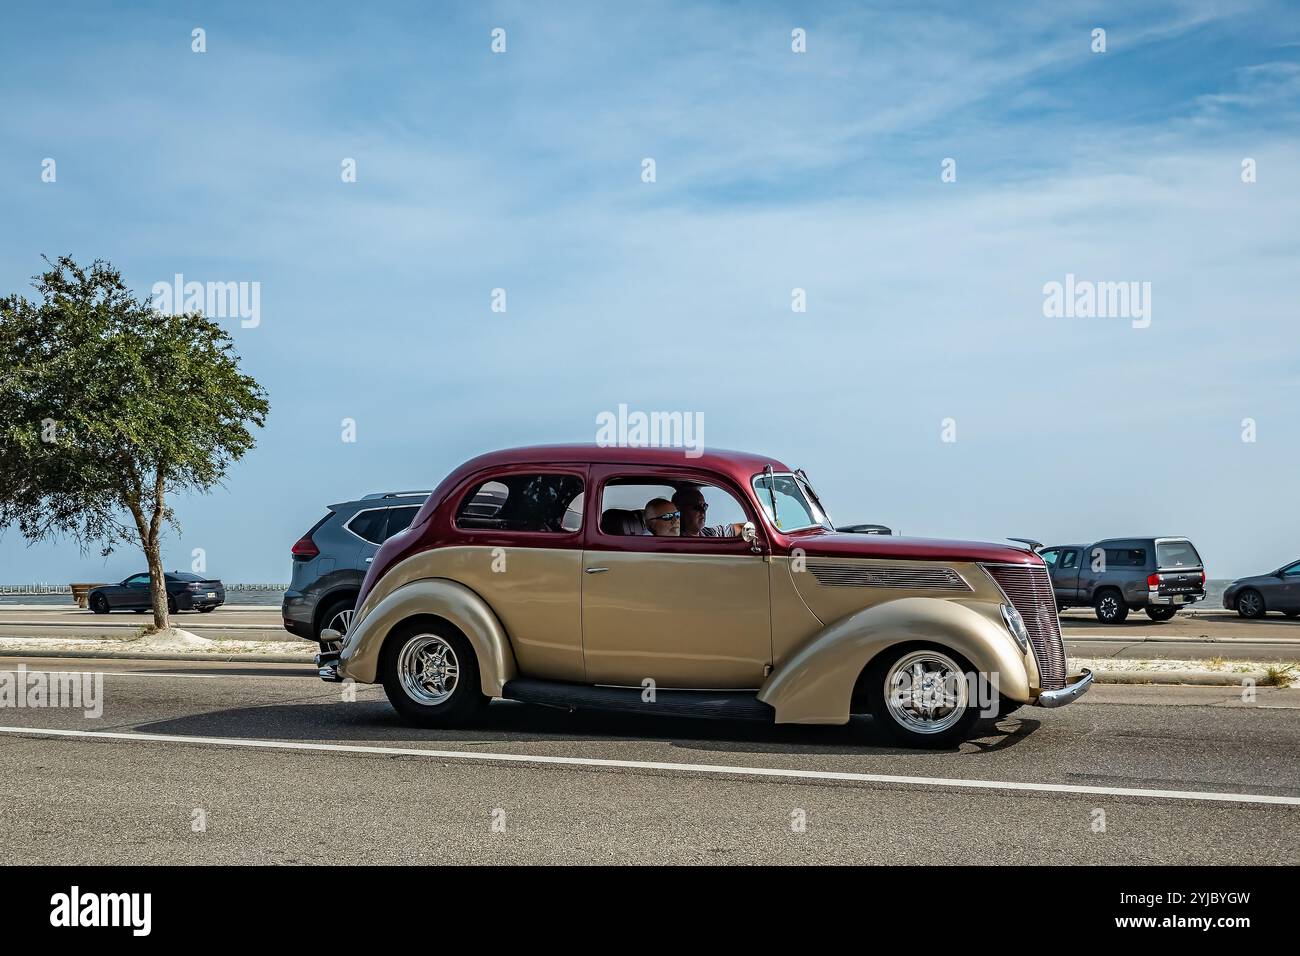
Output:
[1066,635,1300,646]
[1091,669,1272,686]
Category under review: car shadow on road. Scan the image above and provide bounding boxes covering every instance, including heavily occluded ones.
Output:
[134,697,1042,758]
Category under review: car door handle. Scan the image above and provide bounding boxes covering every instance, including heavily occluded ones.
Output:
[584,567,609,574]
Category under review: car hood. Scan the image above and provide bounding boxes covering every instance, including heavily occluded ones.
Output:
[788,532,1041,566]
[1229,574,1276,589]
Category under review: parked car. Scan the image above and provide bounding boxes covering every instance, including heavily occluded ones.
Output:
[282,491,430,647]
[316,445,1091,747]
[1223,560,1300,619]
[88,572,225,614]
[1038,537,1205,624]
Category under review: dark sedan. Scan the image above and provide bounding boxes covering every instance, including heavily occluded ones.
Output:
[88,572,226,614]
[1223,559,1300,619]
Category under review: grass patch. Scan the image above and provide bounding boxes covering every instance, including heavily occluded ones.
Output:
[1262,664,1297,688]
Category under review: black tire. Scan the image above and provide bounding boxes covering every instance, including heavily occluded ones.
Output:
[90,594,109,614]
[1236,589,1266,619]
[864,644,982,748]
[380,621,489,728]
[315,596,357,645]
[1145,606,1178,622]
[198,606,216,613]
[1094,589,1129,624]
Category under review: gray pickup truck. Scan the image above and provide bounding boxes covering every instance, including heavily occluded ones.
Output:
[1038,537,1206,623]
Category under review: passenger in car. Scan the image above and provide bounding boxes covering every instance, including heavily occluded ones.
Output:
[643,498,680,536]
[673,486,745,537]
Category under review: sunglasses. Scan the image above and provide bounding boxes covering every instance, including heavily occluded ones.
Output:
[647,511,681,522]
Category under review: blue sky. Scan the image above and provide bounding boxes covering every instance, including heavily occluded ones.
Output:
[2,0,1298,582]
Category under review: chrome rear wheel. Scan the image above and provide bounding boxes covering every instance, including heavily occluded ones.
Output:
[380,625,488,728]
[397,634,460,705]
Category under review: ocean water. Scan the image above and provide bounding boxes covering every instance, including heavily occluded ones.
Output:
[0,587,287,606]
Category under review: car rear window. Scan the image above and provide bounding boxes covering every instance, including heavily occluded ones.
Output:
[456,474,585,533]
[1156,539,1201,568]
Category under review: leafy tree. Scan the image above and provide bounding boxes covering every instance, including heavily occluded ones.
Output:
[0,256,269,631]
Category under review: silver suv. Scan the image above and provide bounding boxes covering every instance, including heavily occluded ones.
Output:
[282,492,429,647]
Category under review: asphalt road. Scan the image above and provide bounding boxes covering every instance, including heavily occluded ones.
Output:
[5,605,1299,660]
[0,655,1296,864]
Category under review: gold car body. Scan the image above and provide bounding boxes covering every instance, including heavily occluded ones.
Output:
[333,446,1082,725]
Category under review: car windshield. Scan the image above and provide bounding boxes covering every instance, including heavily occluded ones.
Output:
[752,472,833,532]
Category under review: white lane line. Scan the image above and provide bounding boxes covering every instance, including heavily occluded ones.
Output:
[2,725,1298,806]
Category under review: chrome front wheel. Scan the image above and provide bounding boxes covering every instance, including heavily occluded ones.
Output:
[866,645,982,747]
[883,650,970,735]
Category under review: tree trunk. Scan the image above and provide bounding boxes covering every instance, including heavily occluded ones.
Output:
[145,536,169,632]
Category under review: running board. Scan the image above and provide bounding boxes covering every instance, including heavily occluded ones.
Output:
[501,679,774,722]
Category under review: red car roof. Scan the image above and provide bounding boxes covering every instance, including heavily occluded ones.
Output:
[452,444,792,483]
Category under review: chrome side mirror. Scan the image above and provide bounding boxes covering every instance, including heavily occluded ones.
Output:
[741,521,761,553]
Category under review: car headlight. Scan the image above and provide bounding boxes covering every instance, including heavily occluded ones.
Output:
[1000,604,1031,652]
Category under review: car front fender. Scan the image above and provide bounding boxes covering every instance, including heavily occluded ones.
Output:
[337,577,517,696]
[758,596,1033,725]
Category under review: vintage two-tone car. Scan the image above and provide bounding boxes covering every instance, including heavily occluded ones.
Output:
[318,445,1092,746]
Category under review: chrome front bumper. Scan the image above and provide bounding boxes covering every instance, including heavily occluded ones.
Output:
[1034,668,1094,708]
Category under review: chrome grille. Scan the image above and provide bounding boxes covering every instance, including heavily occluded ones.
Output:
[808,562,970,590]
[982,563,1067,690]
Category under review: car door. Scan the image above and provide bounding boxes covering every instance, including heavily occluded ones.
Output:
[1056,548,1082,604]
[579,466,772,689]
[1277,561,1300,611]
[113,573,150,609]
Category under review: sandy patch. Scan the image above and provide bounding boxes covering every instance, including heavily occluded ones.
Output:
[0,627,313,658]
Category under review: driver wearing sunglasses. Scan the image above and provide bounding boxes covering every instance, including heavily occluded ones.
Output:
[642,498,680,536]
[672,486,746,537]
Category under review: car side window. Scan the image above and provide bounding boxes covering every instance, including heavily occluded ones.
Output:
[1060,549,1079,570]
[125,574,150,587]
[347,509,389,544]
[455,473,584,533]
[384,506,419,540]
[1040,549,1059,567]
[1282,562,1300,577]
[1105,547,1147,568]
[600,478,748,538]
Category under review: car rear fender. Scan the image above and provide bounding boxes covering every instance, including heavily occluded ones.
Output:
[337,577,517,695]
[758,596,1033,724]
